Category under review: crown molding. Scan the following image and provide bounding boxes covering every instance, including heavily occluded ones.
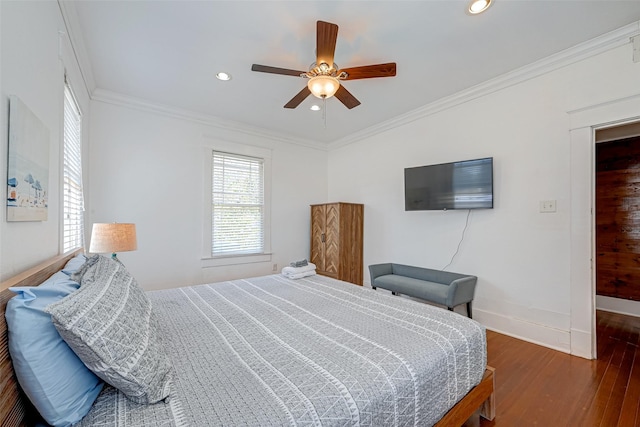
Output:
[58,0,324,150]
[57,0,96,97]
[63,2,639,152]
[329,20,640,150]
[91,89,327,151]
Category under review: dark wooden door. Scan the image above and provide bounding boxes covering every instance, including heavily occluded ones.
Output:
[596,136,640,301]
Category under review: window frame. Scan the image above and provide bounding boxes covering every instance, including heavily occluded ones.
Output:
[61,81,84,253]
[201,142,272,267]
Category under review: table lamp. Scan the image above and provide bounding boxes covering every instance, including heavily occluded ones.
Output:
[89,223,137,260]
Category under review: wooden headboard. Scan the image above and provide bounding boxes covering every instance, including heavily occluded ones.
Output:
[0,249,83,427]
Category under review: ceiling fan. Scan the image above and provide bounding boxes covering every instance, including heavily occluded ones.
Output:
[251,20,396,110]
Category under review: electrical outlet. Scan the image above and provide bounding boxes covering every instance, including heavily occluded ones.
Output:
[272,263,278,272]
[540,200,557,213]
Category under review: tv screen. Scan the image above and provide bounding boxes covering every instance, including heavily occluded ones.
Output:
[405,157,493,211]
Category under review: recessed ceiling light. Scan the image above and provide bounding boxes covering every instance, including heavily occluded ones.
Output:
[216,72,232,81]
[468,0,492,14]
[310,105,321,111]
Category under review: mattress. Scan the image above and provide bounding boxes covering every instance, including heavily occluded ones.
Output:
[78,274,486,426]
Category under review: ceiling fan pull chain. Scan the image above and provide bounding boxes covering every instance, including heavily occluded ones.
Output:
[323,97,327,128]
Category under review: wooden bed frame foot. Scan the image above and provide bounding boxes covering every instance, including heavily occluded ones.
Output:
[479,366,496,421]
[434,365,496,426]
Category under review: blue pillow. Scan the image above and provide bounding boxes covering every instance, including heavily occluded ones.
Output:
[61,253,87,275]
[5,271,103,427]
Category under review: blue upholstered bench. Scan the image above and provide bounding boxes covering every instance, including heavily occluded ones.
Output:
[369,263,477,318]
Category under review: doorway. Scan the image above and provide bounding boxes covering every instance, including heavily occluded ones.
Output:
[569,103,640,360]
[592,122,640,362]
[595,125,640,319]
[595,135,640,301]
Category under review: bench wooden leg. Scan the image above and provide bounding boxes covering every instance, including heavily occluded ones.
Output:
[467,302,473,319]
[392,291,397,296]
[372,286,376,290]
[448,307,454,311]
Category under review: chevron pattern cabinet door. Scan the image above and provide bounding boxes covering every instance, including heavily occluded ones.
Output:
[310,205,326,272]
[324,204,340,276]
[310,203,363,285]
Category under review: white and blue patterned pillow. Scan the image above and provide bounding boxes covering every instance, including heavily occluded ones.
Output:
[6,271,103,426]
[46,255,172,404]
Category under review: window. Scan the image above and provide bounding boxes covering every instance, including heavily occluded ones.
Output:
[211,151,265,256]
[62,83,84,252]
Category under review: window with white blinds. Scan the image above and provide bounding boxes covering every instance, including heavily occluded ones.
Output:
[62,84,84,252]
[212,151,264,256]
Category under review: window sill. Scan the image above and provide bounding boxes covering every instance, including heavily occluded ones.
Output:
[201,252,272,268]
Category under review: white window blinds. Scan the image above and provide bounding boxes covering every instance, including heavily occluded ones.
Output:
[62,84,84,252]
[212,151,264,255]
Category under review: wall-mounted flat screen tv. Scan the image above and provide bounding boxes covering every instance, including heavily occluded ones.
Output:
[405,157,494,211]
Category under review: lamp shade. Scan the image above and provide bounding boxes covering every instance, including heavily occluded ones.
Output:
[89,223,137,254]
[307,75,340,99]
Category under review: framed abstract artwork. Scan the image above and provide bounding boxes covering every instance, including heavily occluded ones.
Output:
[7,95,50,221]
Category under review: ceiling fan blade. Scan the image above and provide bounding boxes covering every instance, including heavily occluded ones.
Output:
[284,86,311,109]
[334,85,361,109]
[316,21,338,66]
[339,63,397,80]
[251,64,305,77]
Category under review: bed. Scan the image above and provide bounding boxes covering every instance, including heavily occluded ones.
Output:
[0,250,495,426]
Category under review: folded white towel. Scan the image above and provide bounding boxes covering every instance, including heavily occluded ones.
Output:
[283,270,316,280]
[281,262,316,275]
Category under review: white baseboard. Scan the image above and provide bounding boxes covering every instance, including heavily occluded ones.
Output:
[596,295,640,317]
[569,328,594,359]
[474,308,571,354]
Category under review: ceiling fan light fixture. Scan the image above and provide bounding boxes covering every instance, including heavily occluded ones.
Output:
[468,0,492,14]
[251,21,395,109]
[307,75,340,99]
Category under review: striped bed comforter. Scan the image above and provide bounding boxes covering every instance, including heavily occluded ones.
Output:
[78,274,486,426]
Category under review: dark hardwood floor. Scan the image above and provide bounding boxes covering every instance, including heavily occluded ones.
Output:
[466,310,640,426]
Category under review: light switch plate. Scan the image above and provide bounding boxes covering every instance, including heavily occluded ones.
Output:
[540,200,557,213]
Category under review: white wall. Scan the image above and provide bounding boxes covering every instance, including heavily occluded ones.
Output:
[3,1,639,358]
[0,1,89,281]
[328,41,640,354]
[88,99,328,290]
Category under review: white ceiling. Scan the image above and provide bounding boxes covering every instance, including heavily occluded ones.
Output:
[67,1,640,145]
